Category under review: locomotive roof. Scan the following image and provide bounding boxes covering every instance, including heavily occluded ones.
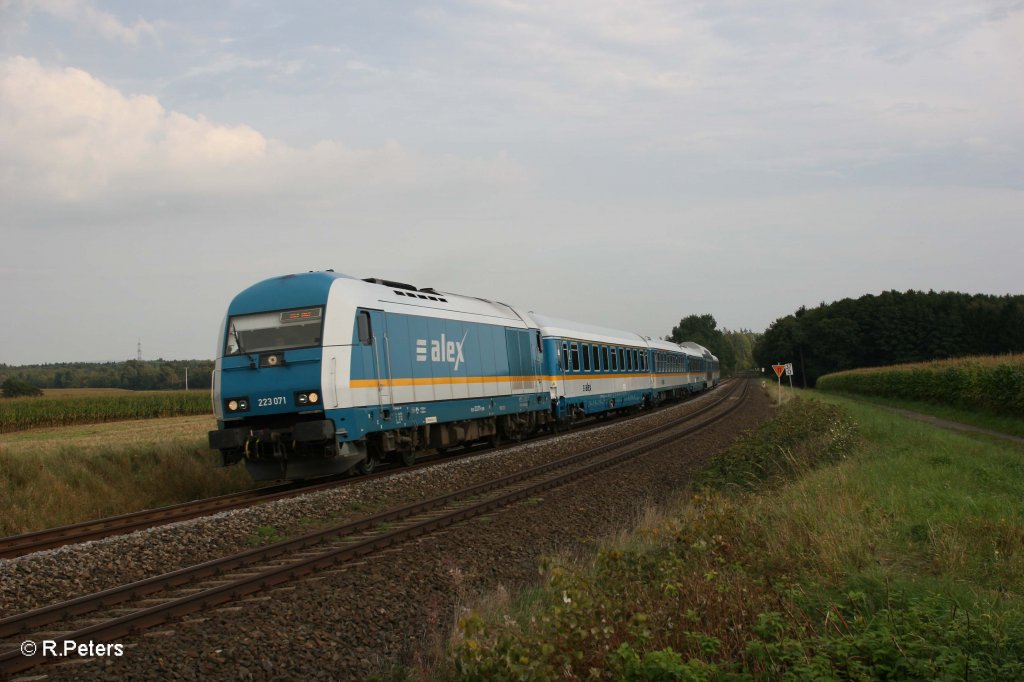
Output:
[353,279,531,326]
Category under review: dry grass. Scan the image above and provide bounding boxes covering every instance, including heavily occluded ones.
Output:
[0,414,214,453]
[0,415,252,535]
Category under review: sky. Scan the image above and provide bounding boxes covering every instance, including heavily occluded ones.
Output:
[1,0,1022,365]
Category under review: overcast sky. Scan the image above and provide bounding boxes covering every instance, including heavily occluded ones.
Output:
[1,1,1022,364]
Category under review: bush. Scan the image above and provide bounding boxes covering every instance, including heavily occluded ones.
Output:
[2,377,42,398]
[698,398,858,492]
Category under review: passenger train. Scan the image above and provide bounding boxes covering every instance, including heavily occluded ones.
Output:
[208,272,720,480]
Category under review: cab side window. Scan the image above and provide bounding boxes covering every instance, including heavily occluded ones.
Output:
[357,311,372,345]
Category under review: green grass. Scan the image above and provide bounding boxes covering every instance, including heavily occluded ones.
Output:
[819,390,1024,439]
[0,439,254,536]
[247,525,284,545]
[437,395,1024,680]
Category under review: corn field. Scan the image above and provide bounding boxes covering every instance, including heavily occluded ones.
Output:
[0,391,211,433]
[816,354,1024,417]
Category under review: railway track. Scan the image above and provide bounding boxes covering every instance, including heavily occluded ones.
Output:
[0,380,748,677]
[0,383,731,560]
[0,441,509,560]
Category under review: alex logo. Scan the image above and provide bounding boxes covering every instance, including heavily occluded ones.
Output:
[415,331,468,370]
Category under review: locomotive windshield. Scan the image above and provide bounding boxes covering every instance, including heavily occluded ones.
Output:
[225,307,324,355]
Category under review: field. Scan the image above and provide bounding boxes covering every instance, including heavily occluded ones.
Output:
[816,354,1024,419]
[0,389,211,433]
[0,414,253,535]
[439,391,1024,679]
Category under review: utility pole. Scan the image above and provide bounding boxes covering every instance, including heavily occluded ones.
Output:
[136,339,142,361]
[185,364,189,391]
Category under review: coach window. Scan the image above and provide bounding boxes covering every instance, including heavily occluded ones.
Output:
[536,331,543,354]
[632,349,638,371]
[561,341,569,371]
[357,311,372,345]
[592,344,600,371]
[610,346,617,371]
[618,348,624,371]
[602,346,610,372]
[582,343,591,371]
[570,342,580,372]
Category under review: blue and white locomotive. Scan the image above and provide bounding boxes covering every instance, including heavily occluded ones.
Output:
[208,272,719,480]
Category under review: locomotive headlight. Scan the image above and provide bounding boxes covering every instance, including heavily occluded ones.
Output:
[225,397,250,412]
[294,390,320,407]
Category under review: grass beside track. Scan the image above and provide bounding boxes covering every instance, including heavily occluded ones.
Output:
[0,416,253,536]
[434,392,1024,680]
[0,390,212,433]
[813,390,1024,440]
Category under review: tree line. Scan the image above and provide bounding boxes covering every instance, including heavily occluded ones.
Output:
[0,360,214,392]
[754,290,1024,387]
[667,314,760,376]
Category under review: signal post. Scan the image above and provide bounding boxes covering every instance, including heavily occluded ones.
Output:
[771,363,787,405]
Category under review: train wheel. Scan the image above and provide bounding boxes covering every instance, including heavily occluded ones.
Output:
[356,453,377,475]
[399,449,415,467]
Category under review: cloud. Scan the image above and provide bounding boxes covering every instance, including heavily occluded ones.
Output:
[14,0,157,44]
[0,56,530,222]
[417,1,1023,186]
[0,56,265,200]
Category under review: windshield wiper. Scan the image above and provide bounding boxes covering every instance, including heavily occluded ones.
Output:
[229,323,245,353]
[229,323,258,365]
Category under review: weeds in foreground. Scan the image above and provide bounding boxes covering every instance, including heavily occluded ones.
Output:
[443,397,1024,680]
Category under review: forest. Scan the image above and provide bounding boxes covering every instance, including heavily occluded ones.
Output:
[754,290,1024,387]
[0,360,213,392]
